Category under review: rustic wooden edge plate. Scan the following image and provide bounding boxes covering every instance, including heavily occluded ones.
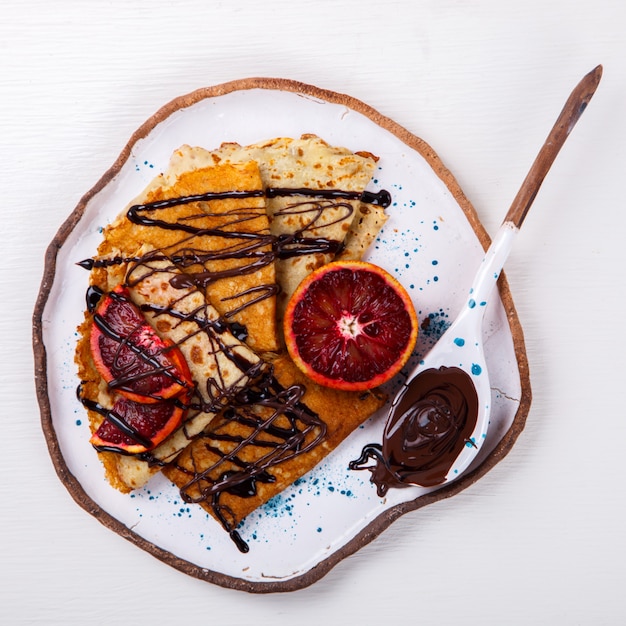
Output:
[32,77,531,593]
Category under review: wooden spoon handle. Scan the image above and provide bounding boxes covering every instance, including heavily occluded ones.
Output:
[504,64,602,229]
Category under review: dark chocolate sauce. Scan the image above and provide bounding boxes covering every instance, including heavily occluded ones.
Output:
[125,188,359,265]
[350,366,479,495]
[85,285,104,312]
[265,186,391,207]
[77,185,392,361]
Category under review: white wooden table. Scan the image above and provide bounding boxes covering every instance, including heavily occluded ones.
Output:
[3,1,625,623]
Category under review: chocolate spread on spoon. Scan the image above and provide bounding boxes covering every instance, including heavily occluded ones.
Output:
[350,366,479,494]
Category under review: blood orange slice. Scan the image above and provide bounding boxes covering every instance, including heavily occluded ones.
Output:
[90,285,193,403]
[283,261,418,391]
[90,395,188,454]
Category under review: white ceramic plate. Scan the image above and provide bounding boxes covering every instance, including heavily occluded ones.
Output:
[34,79,530,593]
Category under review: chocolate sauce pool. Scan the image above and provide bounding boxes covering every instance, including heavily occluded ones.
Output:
[350,366,479,494]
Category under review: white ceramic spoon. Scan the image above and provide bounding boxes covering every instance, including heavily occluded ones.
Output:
[374,65,602,492]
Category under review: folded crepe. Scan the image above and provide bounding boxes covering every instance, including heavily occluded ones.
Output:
[168,135,388,320]
[76,256,265,491]
[163,353,386,550]
[89,159,278,353]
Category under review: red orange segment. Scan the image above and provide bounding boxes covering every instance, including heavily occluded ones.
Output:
[89,285,193,403]
[90,395,188,454]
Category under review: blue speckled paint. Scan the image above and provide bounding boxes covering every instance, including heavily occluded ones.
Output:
[471,363,482,375]
[373,226,424,283]
[134,159,156,172]
[468,299,476,308]
[453,337,465,347]
[404,308,452,372]
[246,466,360,528]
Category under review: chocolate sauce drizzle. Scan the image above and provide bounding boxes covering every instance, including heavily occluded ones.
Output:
[172,370,327,552]
[78,187,391,275]
[78,186,391,331]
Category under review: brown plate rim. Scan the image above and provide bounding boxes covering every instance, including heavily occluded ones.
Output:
[32,77,532,594]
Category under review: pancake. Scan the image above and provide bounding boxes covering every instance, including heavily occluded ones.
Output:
[76,257,266,492]
[90,159,278,353]
[168,135,388,320]
[163,353,386,549]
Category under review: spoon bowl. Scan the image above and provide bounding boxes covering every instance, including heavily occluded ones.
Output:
[385,221,519,487]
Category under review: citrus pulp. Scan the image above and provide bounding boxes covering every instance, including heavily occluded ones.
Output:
[283,261,418,391]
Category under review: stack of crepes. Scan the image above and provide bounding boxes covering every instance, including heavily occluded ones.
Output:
[75,135,389,545]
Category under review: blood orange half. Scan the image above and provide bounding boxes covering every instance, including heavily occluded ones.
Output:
[283,261,418,391]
